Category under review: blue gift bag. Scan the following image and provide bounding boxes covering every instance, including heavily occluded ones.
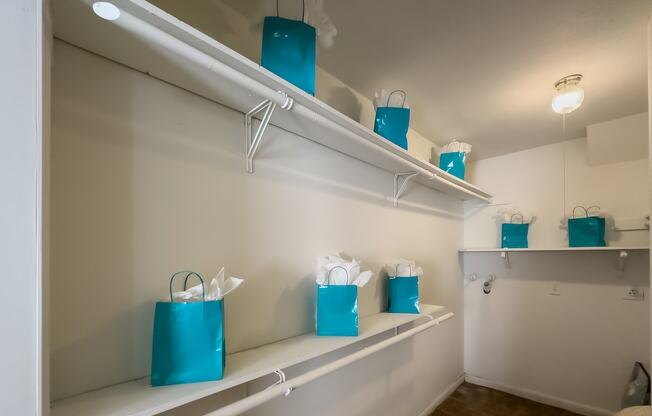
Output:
[316,266,358,336]
[568,206,606,247]
[388,275,420,314]
[374,90,410,150]
[151,271,225,387]
[261,11,316,95]
[439,151,467,180]
[501,213,529,249]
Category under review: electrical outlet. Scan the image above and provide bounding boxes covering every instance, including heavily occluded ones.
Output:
[550,281,561,296]
[623,287,645,301]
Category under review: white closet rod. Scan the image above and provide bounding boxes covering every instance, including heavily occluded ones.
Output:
[109,10,488,202]
[205,312,454,416]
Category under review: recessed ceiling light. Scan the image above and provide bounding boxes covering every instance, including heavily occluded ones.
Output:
[92,2,120,21]
[551,74,584,114]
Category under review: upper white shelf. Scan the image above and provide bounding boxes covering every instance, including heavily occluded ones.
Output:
[459,246,649,252]
[54,0,492,203]
[50,304,446,416]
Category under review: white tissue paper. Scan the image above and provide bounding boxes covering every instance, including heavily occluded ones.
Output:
[385,259,423,277]
[172,267,244,302]
[497,208,535,224]
[249,0,338,48]
[304,0,338,48]
[373,89,410,110]
[315,254,373,287]
[441,140,472,154]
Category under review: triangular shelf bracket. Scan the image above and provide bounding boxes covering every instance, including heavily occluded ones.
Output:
[394,172,419,207]
[245,91,294,173]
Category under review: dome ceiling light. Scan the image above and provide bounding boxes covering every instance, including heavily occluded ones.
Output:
[551,74,584,114]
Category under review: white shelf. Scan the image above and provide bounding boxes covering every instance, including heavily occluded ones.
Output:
[54,0,492,203]
[51,305,447,416]
[459,246,649,252]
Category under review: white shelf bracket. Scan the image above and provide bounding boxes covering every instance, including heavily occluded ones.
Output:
[618,250,628,272]
[393,172,418,207]
[245,92,294,173]
[500,250,510,268]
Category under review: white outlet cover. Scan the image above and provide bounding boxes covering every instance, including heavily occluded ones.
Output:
[550,282,561,296]
[623,287,645,301]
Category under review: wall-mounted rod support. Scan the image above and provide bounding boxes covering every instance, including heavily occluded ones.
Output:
[618,250,628,272]
[245,99,276,173]
[206,312,454,416]
[245,91,294,173]
[394,172,419,207]
[500,250,510,268]
[265,370,292,396]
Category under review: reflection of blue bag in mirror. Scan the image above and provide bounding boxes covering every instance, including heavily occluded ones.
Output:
[388,275,419,314]
[439,151,466,180]
[501,213,529,249]
[316,266,359,336]
[568,206,606,247]
[151,271,225,386]
[374,90,410,150]
[261,14,316,95]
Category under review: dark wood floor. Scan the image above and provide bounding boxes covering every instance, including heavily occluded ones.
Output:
[431,382,581,416]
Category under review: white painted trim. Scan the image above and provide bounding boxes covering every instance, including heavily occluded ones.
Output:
[39,0,51,413]
[465,375,614,416]
[416,375,465,416]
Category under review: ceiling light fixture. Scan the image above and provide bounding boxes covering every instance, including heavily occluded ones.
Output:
[92,2,121,21]
[551,74,584,114]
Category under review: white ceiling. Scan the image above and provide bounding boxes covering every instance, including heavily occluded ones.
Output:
[222,0,651,159]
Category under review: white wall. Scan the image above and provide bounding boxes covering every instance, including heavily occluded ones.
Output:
[464,137,649,249]
[0,0,47,415]
[463,136,650,414]
[587,112,648,166]
[50,38,464,415]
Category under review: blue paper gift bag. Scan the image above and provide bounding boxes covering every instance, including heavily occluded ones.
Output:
[261,16,316,95]
[374,90,410,150]
[151,271,225,386]
[439,151,467,180]
[374,108,410,150]
[388,276,420,314]
[568,206,606,247]
[316,266,358,336]
[501,213,529,249]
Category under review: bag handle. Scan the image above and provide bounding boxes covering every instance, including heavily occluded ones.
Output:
[326,265,350,285]
[394,263,413,277]
[385,90,407,108]
[572,206,589,219]
[510,213,524,224]
[586,205,601,217]
[169,271,205,302]
[276,0,305,22]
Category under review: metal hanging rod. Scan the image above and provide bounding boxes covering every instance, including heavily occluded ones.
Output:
[206,312,454,416]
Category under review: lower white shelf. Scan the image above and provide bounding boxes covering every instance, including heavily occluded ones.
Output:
[459,246,649,253]
[50,304,446,416]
